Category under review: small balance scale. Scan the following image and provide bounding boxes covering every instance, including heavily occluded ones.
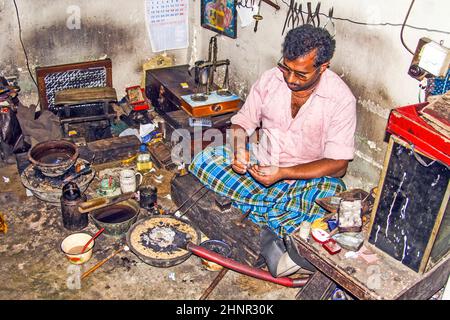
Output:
[180,90,241,117]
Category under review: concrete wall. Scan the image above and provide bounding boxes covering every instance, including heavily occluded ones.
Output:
[0,0,196,105]
[1,0,448,188]
[191,0,450,188]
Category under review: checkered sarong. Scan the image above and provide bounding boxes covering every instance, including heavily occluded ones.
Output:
[188,145,346,237]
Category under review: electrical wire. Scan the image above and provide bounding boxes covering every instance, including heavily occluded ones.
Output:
[279,0,450,35]
[12,0,39,91]
[400,0,416,55]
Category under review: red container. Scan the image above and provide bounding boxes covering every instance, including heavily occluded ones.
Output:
[386,103,450,166]
[322,239,341,255]
[126,85,149,111]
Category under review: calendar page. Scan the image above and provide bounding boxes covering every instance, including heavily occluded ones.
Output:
[145,0,189,52]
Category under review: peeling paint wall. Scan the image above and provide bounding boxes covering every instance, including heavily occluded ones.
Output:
[2,0,449,188]
[0,0,196,105]
[191,0,450,188]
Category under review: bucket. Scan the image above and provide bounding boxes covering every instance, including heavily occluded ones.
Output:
[199,240,232,271]
[61,232,95,265]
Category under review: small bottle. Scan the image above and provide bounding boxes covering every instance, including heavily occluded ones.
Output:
[136,144,153,174]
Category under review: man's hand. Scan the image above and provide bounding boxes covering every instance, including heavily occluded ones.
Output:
[248,165,284,187]
[231,148,250,174]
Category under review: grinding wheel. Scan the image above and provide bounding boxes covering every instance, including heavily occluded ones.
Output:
[126,215,201,268]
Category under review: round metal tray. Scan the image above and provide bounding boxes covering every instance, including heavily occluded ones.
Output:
[126,215,201,268]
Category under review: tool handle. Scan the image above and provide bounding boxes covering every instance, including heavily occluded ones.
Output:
[261,0,280,10]
[81,247,124,280]
[78,192,135,213]
[254,21,259,32]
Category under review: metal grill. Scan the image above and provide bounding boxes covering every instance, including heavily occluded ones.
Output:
[45,67,107,111]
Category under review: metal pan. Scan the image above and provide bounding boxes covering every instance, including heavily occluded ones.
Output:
[126,215,201,268]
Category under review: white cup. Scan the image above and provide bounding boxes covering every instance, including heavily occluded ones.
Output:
[119,169,143,193]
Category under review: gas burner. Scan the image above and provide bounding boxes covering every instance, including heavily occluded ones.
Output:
[20,158,95,204]
[191,93,208,102]
[216,89,232,96]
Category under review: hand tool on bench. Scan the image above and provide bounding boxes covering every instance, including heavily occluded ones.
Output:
[78,192,136,213]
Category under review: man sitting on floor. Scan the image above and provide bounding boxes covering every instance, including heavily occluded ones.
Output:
[188,25,356,237]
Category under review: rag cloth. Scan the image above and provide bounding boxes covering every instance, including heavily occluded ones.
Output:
[16,104,62,146]
[189,145,346,237]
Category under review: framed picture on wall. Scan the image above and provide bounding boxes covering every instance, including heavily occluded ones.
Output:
[201,0,237,39]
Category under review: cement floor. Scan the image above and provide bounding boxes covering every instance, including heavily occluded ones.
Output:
[0,162,299,300]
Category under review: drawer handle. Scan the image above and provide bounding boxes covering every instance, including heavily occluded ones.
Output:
[211,104,222,112]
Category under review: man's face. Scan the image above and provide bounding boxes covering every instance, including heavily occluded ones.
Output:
[279,50,328,92]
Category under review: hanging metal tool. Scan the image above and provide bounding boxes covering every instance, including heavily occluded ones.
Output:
[313,2,321,27]
[306,2,313,25]
[261,0,280,10]
[323,7,336,37]
[298,3,305,26]
[253,0,263,32]
[237,0,255,9]
[291,2,299,30]
[306,1,321,27]
[281,0,295,35]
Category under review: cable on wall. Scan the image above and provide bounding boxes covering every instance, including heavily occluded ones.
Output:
[400,0,416,55]
[12,0,39,90]
[279,0,450,35]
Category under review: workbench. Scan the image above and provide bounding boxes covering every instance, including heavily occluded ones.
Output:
[172,174,449,300]
[292,229,450,300]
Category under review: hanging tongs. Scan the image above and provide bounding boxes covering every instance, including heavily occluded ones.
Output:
[306,2,321,27]
[282,0,294,35]
[322,7,336,37]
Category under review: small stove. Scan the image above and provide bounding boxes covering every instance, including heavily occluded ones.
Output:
[20,158,95,204]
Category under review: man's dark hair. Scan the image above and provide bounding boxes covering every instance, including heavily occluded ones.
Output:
[282,25,336,67]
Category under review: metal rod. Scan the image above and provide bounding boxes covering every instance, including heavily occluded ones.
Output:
[262,0,280,10]
[178,188,210,218]
[81,246,126,280]
[199,268,229,300]
[170,185,206,214]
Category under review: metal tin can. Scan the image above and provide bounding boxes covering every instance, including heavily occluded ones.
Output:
[60,182,88,231]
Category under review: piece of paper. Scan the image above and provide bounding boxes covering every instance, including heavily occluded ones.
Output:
[139,123,155,138]
[236,3,258,27]
[145,0,189,52]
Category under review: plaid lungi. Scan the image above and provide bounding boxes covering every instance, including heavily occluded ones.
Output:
[188,145,346,237]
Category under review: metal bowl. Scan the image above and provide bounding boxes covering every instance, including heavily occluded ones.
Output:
[90,199,140,238]
[28,140,79,177]
[199,240,232,271]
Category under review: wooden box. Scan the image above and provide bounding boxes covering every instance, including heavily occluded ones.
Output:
[368,135,450,273]
[145,65,196,114]
[145,65,242,116]
[180,92,241,117]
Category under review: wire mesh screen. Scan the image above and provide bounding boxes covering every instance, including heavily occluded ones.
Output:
[44,67,107,111]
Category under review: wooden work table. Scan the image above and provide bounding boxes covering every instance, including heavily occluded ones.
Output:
[292,231,450,300]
